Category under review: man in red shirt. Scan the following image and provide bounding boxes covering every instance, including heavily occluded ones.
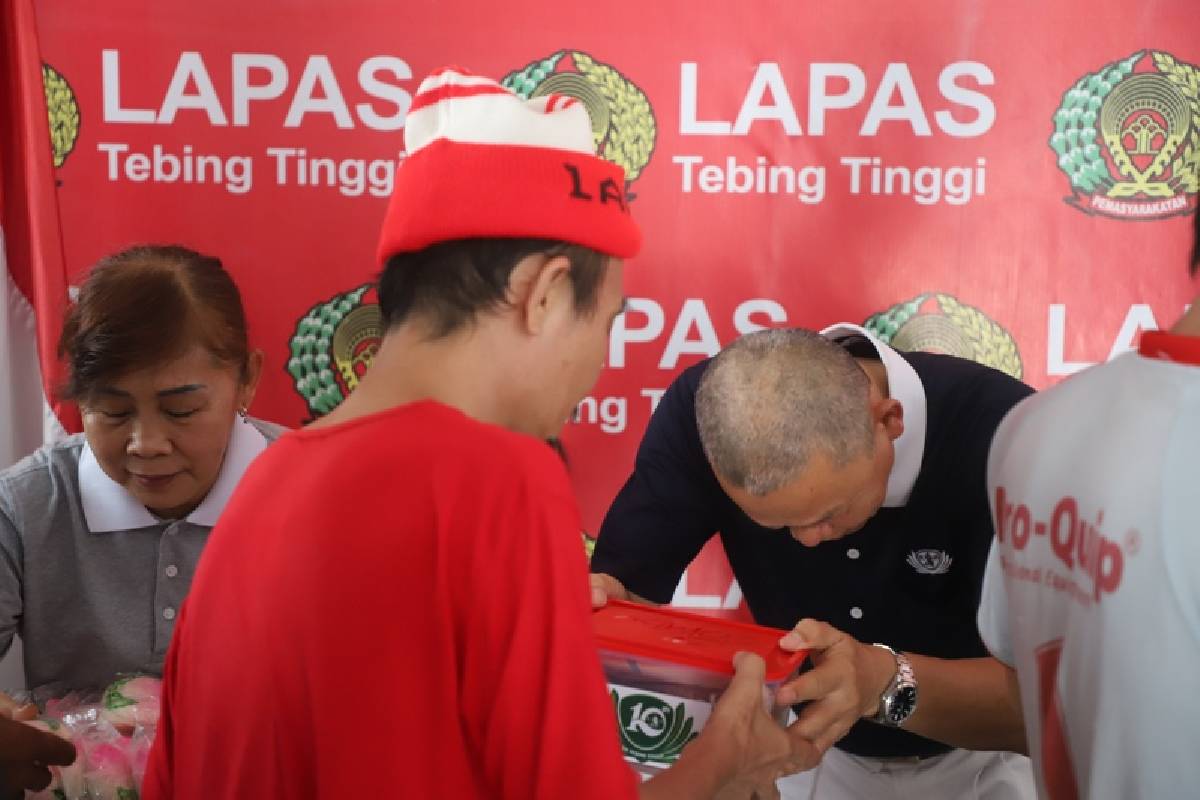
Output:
[143,67,811,799]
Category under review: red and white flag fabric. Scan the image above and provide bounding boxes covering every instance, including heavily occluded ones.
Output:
[0,0,79,471]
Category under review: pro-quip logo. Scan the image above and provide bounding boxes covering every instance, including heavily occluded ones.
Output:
[1051,50,1199,219]
[994,487,1131,604]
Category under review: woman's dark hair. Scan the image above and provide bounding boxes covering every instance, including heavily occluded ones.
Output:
[58,244,250,400]
[377,237,609,337]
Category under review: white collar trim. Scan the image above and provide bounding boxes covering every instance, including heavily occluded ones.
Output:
[820,323,928,507]
[80,417,269,532]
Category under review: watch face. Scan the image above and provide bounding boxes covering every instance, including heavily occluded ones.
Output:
[887,686,918,724]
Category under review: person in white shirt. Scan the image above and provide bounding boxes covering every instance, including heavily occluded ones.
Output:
[978,205,1200,799]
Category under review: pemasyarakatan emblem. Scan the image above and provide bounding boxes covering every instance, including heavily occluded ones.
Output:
[287,284,382,421]
[1051,50,1199,219]
[502,51,656,198]
[864,294,1023,380]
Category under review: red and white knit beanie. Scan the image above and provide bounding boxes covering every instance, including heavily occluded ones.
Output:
[376,67,642,264]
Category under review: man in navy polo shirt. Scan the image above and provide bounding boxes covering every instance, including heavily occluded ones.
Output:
[591,324,1037,798]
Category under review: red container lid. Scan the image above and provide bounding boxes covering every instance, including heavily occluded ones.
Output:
[593,600,808,682]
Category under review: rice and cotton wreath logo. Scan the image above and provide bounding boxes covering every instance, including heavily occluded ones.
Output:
[288,53,655,419]
[43,62,80,168]
[1051,50,1199,219]
[501,50,657,197]
[864,294,1023,380]
[288,285,383,421]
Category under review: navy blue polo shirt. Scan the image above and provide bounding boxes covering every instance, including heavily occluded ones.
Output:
[592,347,1034,759]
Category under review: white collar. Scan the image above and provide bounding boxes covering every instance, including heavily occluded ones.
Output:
[820,323,927,507]
[79,417,270,532]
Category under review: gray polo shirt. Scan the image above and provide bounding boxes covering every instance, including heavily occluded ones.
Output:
[0,416,283,690]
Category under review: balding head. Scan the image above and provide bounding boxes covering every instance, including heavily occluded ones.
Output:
[695,328,875,496]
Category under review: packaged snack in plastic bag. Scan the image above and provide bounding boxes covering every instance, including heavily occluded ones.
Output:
[10,676,158,799]
[81,739,139,800]
[1,688,39,721]
[60,707,139,800]
[44,690,99,722]
[128,724,155,791]
[100,676,161,734]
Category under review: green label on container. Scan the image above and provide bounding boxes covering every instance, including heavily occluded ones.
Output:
[609,684,710,768]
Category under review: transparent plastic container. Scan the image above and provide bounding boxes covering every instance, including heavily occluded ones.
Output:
[593,600,808,779]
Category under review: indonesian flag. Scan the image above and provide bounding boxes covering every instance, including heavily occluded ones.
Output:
[0,0,79,470]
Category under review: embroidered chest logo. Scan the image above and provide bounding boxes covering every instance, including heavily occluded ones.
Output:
[907,549,953,575]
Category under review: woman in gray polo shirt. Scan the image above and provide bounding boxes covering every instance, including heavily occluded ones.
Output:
[0,245,285,692]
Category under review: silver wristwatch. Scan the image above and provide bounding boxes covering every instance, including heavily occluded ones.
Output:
[870,643,918,727]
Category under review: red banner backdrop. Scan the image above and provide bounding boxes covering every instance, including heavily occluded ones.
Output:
[31,0,1199,610]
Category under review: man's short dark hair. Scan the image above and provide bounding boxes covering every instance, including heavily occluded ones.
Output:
[377,238,608,337]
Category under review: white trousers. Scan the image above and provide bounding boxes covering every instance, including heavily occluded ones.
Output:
[776,747,1035,800]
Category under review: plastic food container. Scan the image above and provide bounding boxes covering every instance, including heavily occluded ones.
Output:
[593,600,808,778]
